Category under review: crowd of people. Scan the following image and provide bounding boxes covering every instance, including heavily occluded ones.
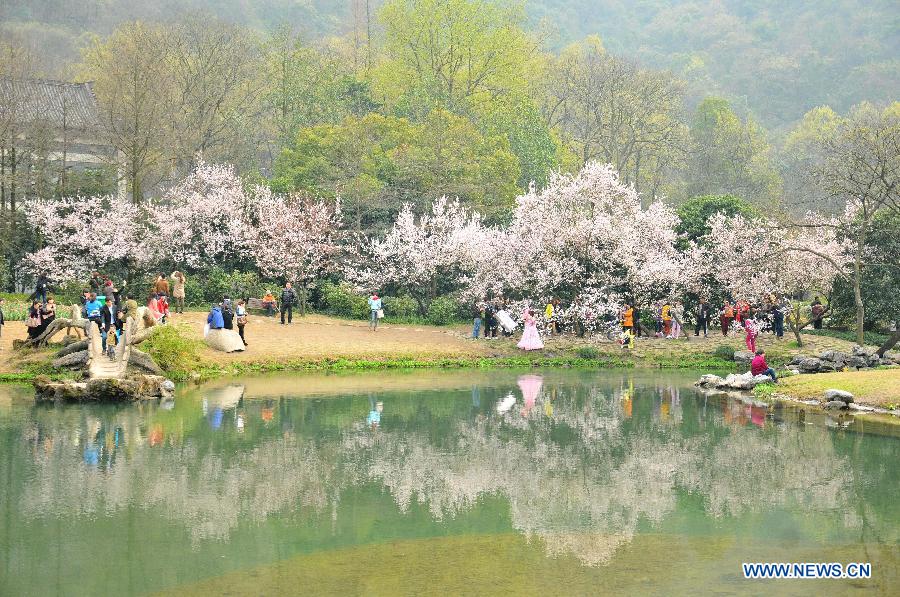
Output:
[468,292,827,354]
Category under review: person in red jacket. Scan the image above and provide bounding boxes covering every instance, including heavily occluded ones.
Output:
[750,350,777,382]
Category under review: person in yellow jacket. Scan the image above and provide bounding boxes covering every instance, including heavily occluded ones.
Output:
[661,300,673,337]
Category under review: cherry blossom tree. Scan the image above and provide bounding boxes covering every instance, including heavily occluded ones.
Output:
[21,195,146,284]
[354,196,486,315]
[152,160,254,270]
[251,186,344,314]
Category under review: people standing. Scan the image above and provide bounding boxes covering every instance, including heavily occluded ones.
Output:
[694,298,711,337]
[88,271,103,294]
[483,301,497,338]
[472,302,483,339]
[33,273,50,304]
[745,317,759,353]
[153,273,169,298]
[368,292,383,331]
[720,301,734,336]
[671,300,684,339]
[281,282,298,325]
[621,303,634,335]
[811,297,825,329]
[773,295,786,339]
[170,271,186,314]
[236,299,248,346]
[517,309,544,351]
[84,293,103,332]
[26,301,43,340]
[632,303,642,337]
[545,299,555,335]
[37,298,56,336]
[0,298,5,345]
[662,300,673,338]
[653,301,664,337]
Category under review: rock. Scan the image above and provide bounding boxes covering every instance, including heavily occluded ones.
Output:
[789,354,807,366]
[818,361,837,372]
[723,372,756,390]
[34,377,88,401]
[162,379,176,392]
[823,400,849,410]
[34,374,172,402]
[129,348,164,375]
[61,334,80,346]
[205,329,246,353]
[799,357,822,373]
[696,374,724,387]
[867,354,881,367]
[819,350,836,361]
[57,339,90,357]
[823,389,854,403]
[751,374,774,386]
[733,350,755,365]
[789,369,801,375]
[846,356,867,368]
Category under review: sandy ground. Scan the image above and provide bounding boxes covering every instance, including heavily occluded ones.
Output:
[173,311,489,364]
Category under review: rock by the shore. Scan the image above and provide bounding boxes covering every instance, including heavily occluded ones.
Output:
[823,389,854,403]
[823,400,849,410]
[206,329,246,353]
[695,371,772,391]
[733,350,754,366]
[34,374,174,403]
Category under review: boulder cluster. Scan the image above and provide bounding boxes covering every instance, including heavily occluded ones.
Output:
[695,372,774,391]
[788,346,898,373]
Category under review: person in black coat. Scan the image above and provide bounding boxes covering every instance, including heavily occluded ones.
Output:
[694,298,712,337]
[280,282,299,325]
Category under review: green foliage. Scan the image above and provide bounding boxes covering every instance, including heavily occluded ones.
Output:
[320,282,369,320]
[140,325,205,381]
[802,328,889,347]
[384,295,420,320]
[675,195,759,245]
[274,110,521,227]
[685,97,781,202]
[426,296,463,326]
[185,269,271,307]
[752,383,777,402]
[712,344,739,361]
[574,346,600,359]
[0,294,30,321]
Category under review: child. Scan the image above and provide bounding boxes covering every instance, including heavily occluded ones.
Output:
[745,317,759,353]
[236,299,248,346]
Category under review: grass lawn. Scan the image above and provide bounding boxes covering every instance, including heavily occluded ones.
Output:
[778,368,900,408]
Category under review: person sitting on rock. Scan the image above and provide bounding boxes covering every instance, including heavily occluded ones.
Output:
[207,304,225,332]
[751,349,777,383]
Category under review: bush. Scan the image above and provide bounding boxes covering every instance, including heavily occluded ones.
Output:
[802,328,889,347]
[141,324,204,381]
[426,296,462,326]
[321,282,369,319]
[384,295,421,320]
[713,344,740,360]
[184,269,272,307]
[575,346,600,359]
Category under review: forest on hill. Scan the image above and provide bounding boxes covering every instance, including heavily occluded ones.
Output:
[1,0,897,129]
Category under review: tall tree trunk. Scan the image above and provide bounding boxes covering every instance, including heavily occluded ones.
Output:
[853,232,866,345]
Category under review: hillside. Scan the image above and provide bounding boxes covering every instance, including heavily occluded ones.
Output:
[1,0,897,128]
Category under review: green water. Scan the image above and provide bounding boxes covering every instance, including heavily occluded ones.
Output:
[0,369,897,596]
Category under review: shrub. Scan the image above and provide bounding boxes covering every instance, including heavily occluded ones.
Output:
[384,295,421,320]
[575,346,600,359]
[426,296,461,326]
[141,324,205,381]
[713,344,739,360]
[321,282,368,319]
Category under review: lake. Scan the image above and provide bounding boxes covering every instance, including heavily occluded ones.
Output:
[0,369,897,595]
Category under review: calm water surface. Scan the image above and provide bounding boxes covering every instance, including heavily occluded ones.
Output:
[0,369,897,596]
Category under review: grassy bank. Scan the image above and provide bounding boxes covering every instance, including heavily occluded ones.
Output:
[776,369,900,409]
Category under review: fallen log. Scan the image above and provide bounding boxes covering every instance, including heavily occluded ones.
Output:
[53,350,88,369]
[56,339,90,357]
[129,348,164,375]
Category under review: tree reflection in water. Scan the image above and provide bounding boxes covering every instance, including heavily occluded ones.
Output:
[7,372,892,566]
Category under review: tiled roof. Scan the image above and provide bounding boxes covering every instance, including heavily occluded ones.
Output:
[0,77,101,130]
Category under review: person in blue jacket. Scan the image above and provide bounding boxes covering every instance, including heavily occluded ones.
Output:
[207,305,225,330]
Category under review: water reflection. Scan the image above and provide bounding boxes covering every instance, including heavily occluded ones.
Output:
[1,371,897,591]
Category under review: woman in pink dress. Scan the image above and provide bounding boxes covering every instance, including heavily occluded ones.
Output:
[517,309,544,351]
